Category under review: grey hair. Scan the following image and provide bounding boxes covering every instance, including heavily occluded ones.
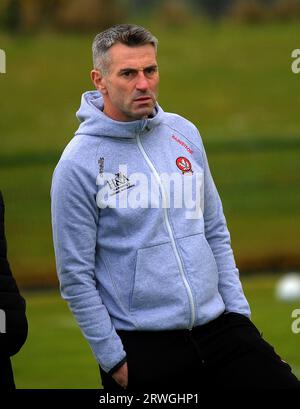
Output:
[92,24,158,75]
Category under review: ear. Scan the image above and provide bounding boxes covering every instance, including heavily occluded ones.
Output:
[90,69,108,94]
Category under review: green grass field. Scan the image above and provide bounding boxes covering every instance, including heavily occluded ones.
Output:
[11,274,300,389]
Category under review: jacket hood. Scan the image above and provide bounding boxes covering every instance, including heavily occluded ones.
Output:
[75,90,165,139]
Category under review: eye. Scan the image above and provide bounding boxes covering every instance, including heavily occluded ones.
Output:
[121,70,134,78]
[145,67,157,76]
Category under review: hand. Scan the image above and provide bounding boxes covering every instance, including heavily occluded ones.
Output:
[112,362,128,389]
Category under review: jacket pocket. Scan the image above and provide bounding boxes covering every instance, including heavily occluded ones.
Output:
[130,242,189,319]
[177,233,219,306]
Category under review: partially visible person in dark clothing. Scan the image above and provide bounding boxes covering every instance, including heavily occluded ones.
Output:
[0,191,28,389]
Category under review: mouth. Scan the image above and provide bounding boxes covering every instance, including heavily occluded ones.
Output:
[133,96,152,102]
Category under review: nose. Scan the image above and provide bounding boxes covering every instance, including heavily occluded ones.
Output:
[135,72,149,91]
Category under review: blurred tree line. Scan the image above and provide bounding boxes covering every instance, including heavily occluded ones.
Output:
[0,0,300,33]
[0,0,126,33]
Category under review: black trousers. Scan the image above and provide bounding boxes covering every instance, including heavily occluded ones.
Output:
[99,312,300,391]
[0,357,15,390]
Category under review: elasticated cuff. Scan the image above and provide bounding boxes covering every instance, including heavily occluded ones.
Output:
[107,356,127,376]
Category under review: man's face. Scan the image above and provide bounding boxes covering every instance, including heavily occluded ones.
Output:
[91,43,159,122]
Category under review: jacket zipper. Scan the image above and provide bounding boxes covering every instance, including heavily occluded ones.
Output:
[136,132,196,329]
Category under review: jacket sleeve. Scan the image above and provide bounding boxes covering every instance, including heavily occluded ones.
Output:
[50,160,126,373]
[0,191,28,358]
[201,145,251,317]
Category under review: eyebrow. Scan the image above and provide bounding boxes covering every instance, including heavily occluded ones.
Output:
[118,64,158,75]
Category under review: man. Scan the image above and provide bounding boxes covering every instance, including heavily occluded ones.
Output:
[51,24,300,390]
[0,191,28,389]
